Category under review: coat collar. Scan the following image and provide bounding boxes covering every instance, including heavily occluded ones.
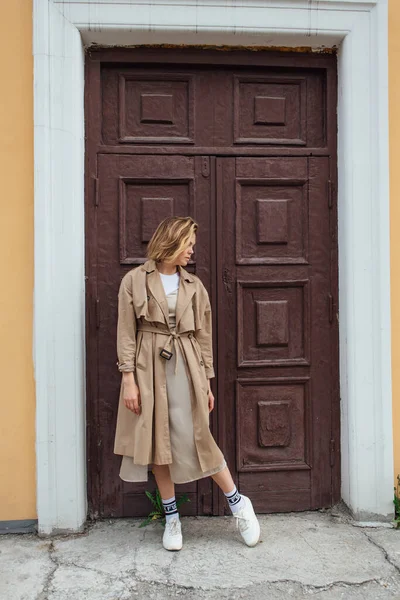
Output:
[141,258,196,329]
[141,258,195,283]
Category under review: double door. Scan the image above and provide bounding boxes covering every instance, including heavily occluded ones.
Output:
[86,53,339,517]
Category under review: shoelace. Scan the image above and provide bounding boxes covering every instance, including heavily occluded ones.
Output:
[167,518,181,536]
[234,511,250,532]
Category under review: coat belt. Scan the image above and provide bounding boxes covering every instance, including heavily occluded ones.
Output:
[136,325,195,375]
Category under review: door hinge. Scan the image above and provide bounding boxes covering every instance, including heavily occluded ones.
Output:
[93,176,99,207]
[330,439,336,467]
[328,180,334,209]
[328,293,333,323]
[96,423,102,476]
[95,297,100,328]
[201,156,210,178]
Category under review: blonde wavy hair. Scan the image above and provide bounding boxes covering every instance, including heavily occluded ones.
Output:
[146,216,198,263]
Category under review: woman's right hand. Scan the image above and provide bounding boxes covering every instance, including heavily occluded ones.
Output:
[122,373,141,414]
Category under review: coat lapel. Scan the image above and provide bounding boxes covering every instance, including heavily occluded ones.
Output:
[175,265,196,329]
[143,259,196,330]
[145,266,170,326]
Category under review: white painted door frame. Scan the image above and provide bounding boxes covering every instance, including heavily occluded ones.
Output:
[33,0,392,534]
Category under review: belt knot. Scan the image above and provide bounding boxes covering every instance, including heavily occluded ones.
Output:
[137,326,195,377]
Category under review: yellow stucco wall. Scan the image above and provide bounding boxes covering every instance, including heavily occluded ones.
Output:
[0,0,36,521]
[390,0,400,488]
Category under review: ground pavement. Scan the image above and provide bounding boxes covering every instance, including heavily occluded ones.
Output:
[1,504,400,600]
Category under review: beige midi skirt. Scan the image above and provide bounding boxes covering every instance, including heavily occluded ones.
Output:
[119,289,226,484]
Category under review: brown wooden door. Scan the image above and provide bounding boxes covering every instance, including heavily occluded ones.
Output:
[85,49,339,518]
[216,157,334,514]
[93,154,215,517]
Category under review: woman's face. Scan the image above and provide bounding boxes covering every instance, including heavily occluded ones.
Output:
[174,232,196,267]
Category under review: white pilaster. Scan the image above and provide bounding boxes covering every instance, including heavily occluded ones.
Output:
[33,0,86,534]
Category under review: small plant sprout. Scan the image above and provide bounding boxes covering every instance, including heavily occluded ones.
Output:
[139,488,190,528]
[393,474,400,529]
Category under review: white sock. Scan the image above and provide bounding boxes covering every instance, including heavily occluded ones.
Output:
[224,485,246,514]
[162,496,180,523]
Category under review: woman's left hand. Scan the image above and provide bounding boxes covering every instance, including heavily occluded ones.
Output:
[208,388,215,412]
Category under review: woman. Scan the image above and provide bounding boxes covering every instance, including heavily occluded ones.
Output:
[114,216,260,551]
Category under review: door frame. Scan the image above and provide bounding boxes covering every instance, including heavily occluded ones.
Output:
[33,0,393,534]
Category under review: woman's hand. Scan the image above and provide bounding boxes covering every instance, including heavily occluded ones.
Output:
[208,387,215,413]
[122,373,141,415]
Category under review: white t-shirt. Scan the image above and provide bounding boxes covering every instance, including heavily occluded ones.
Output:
[159,271,180,296]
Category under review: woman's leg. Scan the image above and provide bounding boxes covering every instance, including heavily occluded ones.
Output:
[212,465,245,512]
[152,464,175,500]
[211,465,235,494]
[152,464,182,551]
[212,465,260,547]
[212,466,245,512]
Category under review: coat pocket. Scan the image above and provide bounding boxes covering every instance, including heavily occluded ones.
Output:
[135,331,145,370]
[192,336,204,365]
[192,337,208,392]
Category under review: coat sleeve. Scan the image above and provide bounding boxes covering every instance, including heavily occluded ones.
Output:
[194,285,215,379]
[116,275,137,373]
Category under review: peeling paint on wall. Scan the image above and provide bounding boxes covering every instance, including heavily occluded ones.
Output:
[87,43,337,55]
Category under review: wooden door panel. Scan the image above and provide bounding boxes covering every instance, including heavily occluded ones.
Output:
[103,71,194,145]
[232,70,326,148]
[236,378,311,472]
[234,75,308,145]
[101,66,219,148]
[237,280,310,367]
[217,156,333,513]
[93,154,213,517]
[235,157,309,265]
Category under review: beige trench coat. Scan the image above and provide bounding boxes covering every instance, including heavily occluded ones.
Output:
[113,258,224,473]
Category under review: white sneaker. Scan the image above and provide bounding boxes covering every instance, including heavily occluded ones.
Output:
[162,516,183,551]
[233,495,261,547]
